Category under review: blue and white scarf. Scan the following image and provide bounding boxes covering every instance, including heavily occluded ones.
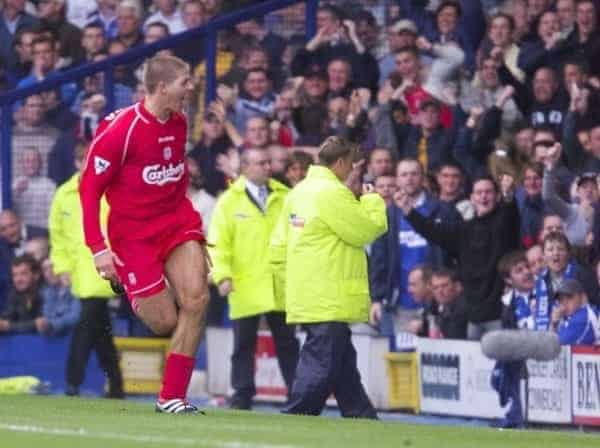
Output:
[534,262,575,330]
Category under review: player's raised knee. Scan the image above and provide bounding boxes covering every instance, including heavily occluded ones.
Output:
[179,287,209,315]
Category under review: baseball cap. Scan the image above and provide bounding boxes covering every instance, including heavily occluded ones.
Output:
[555,279,585,300]
[391,19,417,35]
[576,172,598,187]
[304,63,327,80]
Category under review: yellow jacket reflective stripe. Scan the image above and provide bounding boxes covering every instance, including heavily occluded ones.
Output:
[270,165,387,324]
[208,176,289,319]
[48,174,114,299]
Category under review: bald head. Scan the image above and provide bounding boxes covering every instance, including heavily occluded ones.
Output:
[0,210,22,244]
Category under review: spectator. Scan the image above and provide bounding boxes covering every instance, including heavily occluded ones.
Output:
[0,255,46,335]
[562,86,600,174]
[479,13,525,83]
[107,39,137,87]
[144,0,186,34]
[235,17,288,64]
[186,156,216,236]
[174,0,207,65]
[291,4,379,92]
[80,23,107,63]
[71,54,133,115]
[0,0,39,76]
[231,68,275,133]
[24,237,50,263]
[12,147,56,229]
[87,0,118,40]
[143,21,173,57]
[268,145,290,185]
[563,0,600,76]
[526,244,546,277]
[498,251,536,330]
[397,0,478,71]
[538,213,566,242]
[434,161,465,205]
[529,67,569,132]
[0,209,48,259]
[220,44,284,93]
[284,150,312,188]
[114,0,143,49]
[515,162,546,248]
[430,268,468,339]
[327,58,353,99]
[189,102,235,195]
[373,172,396,207]
[534,232,599,330]
[369,158,460,336]
[404,265,437,337]
[531,127,573,196]
[40,258,80,335]
[6,26,37,87]
[517,10,569,77]
[365,148,393,182]
[16,35,78,105]
[402,99,454,174]
[244,116,271,149]
[373,89,415,159]
[209,148,300,410]
[542,144,597,247]
[38,0,84,65]
[12,94,60,178]
[551,278,599,345]
[378,19,418,85]
[396,174,521,340]
[48,141,124,398]
[556,0,576,37]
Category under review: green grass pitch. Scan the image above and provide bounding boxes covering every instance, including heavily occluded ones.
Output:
[0,396,598,448]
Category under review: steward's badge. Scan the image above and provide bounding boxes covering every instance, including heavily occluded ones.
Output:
[289,214,305,228]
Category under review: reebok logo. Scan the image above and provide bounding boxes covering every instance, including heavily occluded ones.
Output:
[94,156,111,175]
[158,136,175,143]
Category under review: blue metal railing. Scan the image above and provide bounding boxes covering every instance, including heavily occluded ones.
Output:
[1,0,318,209]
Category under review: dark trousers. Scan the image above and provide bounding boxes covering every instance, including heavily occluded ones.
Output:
[66,298,123,394]
[283,322,378,419]
[231,311,299,401]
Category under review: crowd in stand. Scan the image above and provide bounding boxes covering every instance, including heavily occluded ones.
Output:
[0,0,599,348]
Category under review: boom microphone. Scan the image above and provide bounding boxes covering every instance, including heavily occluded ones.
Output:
[481,330,561,362]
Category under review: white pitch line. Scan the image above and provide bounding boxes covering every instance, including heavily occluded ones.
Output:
[0,423,301,448]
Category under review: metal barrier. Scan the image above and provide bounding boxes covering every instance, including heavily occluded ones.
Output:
[0,0,319,209]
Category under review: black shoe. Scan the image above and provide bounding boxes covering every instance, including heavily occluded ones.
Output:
[228,396,252,410]
[65,384,79,396]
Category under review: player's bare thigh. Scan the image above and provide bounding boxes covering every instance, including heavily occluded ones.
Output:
[164,240,210,312]
[134,289,178,336]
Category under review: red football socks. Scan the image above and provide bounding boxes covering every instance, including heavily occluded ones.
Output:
[159,352,196,401]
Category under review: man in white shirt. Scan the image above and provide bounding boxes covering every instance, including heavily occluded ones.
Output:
[144,0,186,34]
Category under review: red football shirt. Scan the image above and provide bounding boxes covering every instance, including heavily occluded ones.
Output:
[80,101,199,255]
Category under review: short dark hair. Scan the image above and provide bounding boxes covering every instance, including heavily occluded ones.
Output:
[563,57,590,75]
[83,22,105,34]
[31,35,55,51]
[542,231,571,252]
[431,267,459,283]
[522,162,544,178]
[489,12,515,32]
[410,264,432,283]
[436,1,462,17]
[394,46,419,59]
[11,254,40,273]
[498,250,528,279]
[145,21,170,36]
[286,151,313,171]
[13,26,37,48]
[318,4,344,21]
[318,136,359,166]
[472,174,499,193]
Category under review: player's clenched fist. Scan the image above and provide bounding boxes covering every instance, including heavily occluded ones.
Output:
[94,250,123,283]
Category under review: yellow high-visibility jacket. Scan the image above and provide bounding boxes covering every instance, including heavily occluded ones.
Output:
[208,176,288,319]
[48,174,114,299]
[270,165,387,324]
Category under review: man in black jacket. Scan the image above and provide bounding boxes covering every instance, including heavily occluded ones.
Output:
[0,255,47,334]
[395,174,520,340]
